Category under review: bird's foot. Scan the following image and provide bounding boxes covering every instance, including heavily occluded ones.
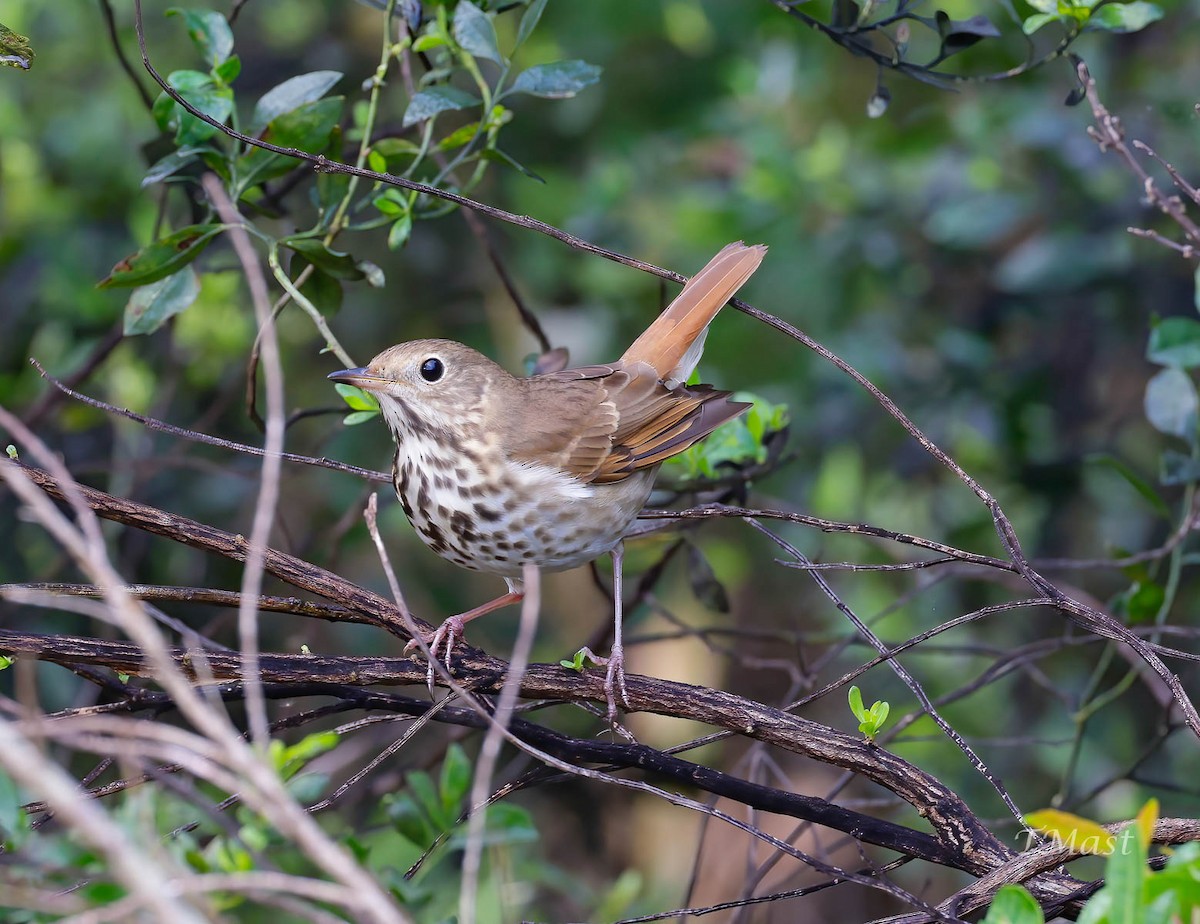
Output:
[579,644,630,726]
[404,615,466,691]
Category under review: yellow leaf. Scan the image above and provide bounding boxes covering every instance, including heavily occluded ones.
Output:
[1024,809,1116,855]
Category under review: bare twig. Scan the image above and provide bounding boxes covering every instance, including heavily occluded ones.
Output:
[204,174,279,748]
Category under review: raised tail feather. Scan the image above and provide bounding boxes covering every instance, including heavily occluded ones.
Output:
[620,241,767,383]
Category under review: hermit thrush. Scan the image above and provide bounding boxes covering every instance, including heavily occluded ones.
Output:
[329,241,767,720]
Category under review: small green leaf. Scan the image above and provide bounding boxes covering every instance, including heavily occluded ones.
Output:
[1116,579,1166,624]
[1161,449,1200,485]
[334,383,380,412]
[560,649,589,671]
[371,137,421,161]
[100,224,224,289]
[212,54,240,84]
[250,70,343,130]
[848,685,866,721]
[515,0,548,49]
[982,884,1045,923]
[343,410,379,426]
[453,1,504,65]
[440,744,472,811]
[124,266,201,335]
[402,86,479,127]
[480,147,545,182]
[141,147,206,187]
[412,33,448,52]
[388,212,413,250]
[936,11,1001,54]
[510,60,602,98]
[167,8,233,67]
[1021,12,1063,33]
[1148,317,1200,368]
[283,237,364,281]
[1145,367,1198,441]
[0,22,35,70]
[1085,1,1162,32]
[277,731,340,779]
[1085,453,1171,519]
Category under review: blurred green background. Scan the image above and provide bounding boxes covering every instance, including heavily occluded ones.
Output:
[2,0,1198,919]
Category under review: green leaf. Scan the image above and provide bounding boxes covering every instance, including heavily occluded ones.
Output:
[99,224,223,289]
[141,147,205,187]
[440,743,472,811]
[402,86,479,127]
[1144,367,1198,441]
[1160,449,1200,485]
[371,136,421,161]
[407,770,444,828]
[277,731,340,779]
[982,885,1045,924]
[0,22,35,70]
[848,685,866,721]
[239,97,344,187]
[515,0,549,50]
[1084,453,1170,519]
[510,60,602,98]
[388,212,413,250]
[560,649,589,670]
[480,147,545,182]
[250,70,343,131]
[334,383,379,412]
[343,410,379,426]
[453,1,504,65]
[1085,1,1163,32]
[0,772,26,840]
[412,32,448,52]
[1148,317,1200,368]
[936,11,1001,54]
[1105,822,1149,924]
[1118,579,1165,624]
[298,264,343,316]
[284,237,365,280]
[155,70,234,145]
[124,267,201,335]
[167,9,233,67]
[1022,12,1063,33]
[212,54,240,84]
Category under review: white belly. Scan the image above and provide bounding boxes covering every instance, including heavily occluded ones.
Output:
[392,439,655,579]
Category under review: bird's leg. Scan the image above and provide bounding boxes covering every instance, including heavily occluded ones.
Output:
[580,542,630,724]
[405,578,524,688]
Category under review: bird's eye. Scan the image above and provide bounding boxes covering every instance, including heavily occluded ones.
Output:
[419,357,444,383]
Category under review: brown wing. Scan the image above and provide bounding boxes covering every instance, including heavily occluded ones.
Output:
[508,362,749,485]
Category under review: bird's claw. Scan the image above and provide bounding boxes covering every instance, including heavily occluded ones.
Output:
[579,644,630,725]
[404,615,465,692]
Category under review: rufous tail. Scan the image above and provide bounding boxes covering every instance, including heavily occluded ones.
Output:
[620,241,767,382]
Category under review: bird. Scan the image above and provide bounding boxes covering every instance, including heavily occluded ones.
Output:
[329,241,767,721]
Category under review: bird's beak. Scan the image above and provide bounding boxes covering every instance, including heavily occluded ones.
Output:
[327,367,388,391]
